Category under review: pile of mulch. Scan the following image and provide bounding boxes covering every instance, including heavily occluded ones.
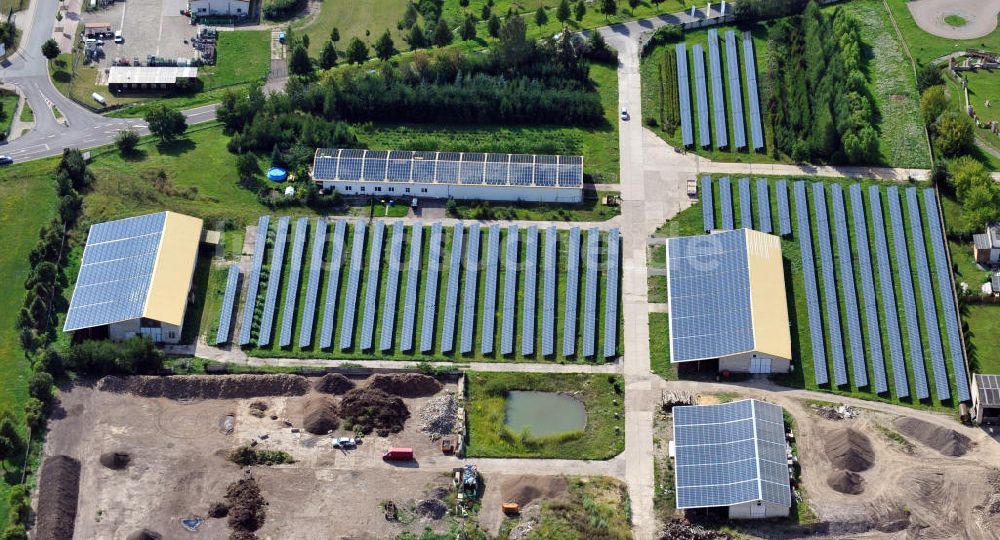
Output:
[368,373,441,398]
[825,428,875,472]
[338,388,410,436]
[35,455,81,540]
[208,502,230,518]
[827,470,865,495]
[418,394,458,440]
[414,498,448,520]
[99,451,131,470]
[248,401,268,418]
[97,374,311,399]
[894,417,973,457]
[302,396,340,435]
[314,373,355,395]
[225,478,267,533]
[659,519,733,540]
[228,532,258,540]
[125,529,162,540]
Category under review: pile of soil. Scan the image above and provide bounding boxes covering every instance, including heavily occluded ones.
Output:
[414,498,448,519]
[125,529,162,540]
[97,374,311,399]
[659,519,733,540]
[228,532,259,540]
[208,502,230,518]
[338,388,410,436]
[368,373,442,398]
[248,401,268,418]
[314,373,355,394]
[99,451,131,470]
[35,455,81,540]
[825,428,875,472]
[225,478,267,533]
[302,396,340,435]
[894,417,973,456]
[500,475,568,506]
[827,470,866,494]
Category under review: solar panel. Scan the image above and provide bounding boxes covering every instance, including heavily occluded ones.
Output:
[257,216,290,347]
[542,227,557,356]
[360,220,385,351]
[298,219,327,348]
[419,223,440,353]
[756,179,772,233]
[214,264,241,345]
[604,229,620,359]
[776,180,791,236]
[812,184,848,386]
[400,223,423,352]
[868,187,909,398]
[563,227,581,357]
[923,188,971,402]
[338,222,367,350]
[692,44,711,148]
[676,43,694,147]
[830,186,868,389]
[440,223,464,353]
[887,187,930,400]
[707,29,728,149]
[794,182,828,385]
[701,175,714,232]
[238,215,270,346]
[501,225,519,355]
[380,221,405,352]
[278,218,308,348]
[743,31,764,151]
[319,220,346,349]
[719,177,734,229]
[522,226,538,356]
[481,224,501,355]
[724,31,746,150]
[738,177,753,229]
[849,185,888,394]
[582,227,599,358]
[905,188,950,401]
[461,224,481,354]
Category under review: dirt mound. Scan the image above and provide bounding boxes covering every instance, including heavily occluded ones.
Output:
[414,498,448,519]
[35,455,81,540]
[338,388,409,436]
[302,396,340,435]
[500,475,568,506]
[97,374,311,399]
[894,417,973,456]
[660,519,733,539]
[99,451,131,470]
[368,373,441,398]
[825,428,875,472]
[126,529,162,540]
[208,501,230,518]
[225,478,266,533]
[314,373,355,394]
[827,470,866,494]
[228,532,258,540]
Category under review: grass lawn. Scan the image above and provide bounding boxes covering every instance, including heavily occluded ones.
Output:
[529,477,631,540]
[447,191,620,222]
[649,312,676,380]
[18,97,32,123]
[0,91,18,137]
[293,0,411,57]
[944,14,967,28]
[886,0,1000,65]
[464,372,625,459]
[965,304,1000,374]
[0,0,26,11]
[647,275,666,303]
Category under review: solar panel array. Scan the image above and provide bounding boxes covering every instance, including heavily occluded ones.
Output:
[278,218,308,348]
[812,184,848,386]
[692,44,711,148]
[441,224,464,353]
[905,188,950,401]
[582,227,600,358]
[401,223,423,352]
[320,220,346,349]
[887,187,930,400]
[420,223,442,353]
[500,226,519,355]
[542,227,558,356]
[481,225,501,355]
[707,29,728,149]
[298,219,327,348]
[868,187,909,397]
[522,226,539,356]
[743,31,764,150]
[923,188,971,402]
[461,224,481,354]
[830,186,867,389]
[257,216,290,347]
[738,177,753,229]
[214,264,241,345]
[794,182,829,385]
[604,229,620,359]
[849,185,888,394]
[238,215,271,346]
[776,180,791,236]
[719,177,734,229]
[312,149,583,188]
[339,222,367,350]
[563,227,581,357]
[677,43,694,147]
[360,220,385,351]
[756,179,772,234]
[724,31,747,150]
[701,176,714,232]
[380,221,405,352]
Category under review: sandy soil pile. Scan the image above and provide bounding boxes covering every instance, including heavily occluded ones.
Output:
[35,455,81,540]
[825,428,875,472]
[338,388,410,436]
[500,475,568,506]
[368,373,442,398]
[99,451,131,470]
[894,417,972,456]
[302,396,340,435]
[125,529,162,540]
[313,373,355,395]
[97,374,311,399]
[226,478,267,535]
[827,470,865,494]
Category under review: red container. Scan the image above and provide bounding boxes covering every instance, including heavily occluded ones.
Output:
[382,448,414,461]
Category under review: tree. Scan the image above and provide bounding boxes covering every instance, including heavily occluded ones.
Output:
[24,398,44,433]
[407,24,429,48]
[432,18,453,46]
[495,13,531,68]
[345,37,369,64]
[0,412,22,471]
[401,3,418,29]
[481,3,491,20]
[1,525,26,540]
[917,63,943,92]
[288,44,312,75]
[487,14,501,38]
[41,38,60,60]
[557,0,571,22]
[574,0,586,21]
[934,110,974,157]
[374,30,396,60]
[301,34,310,50]
[460,15,477,41]
[114,128,139,154]
[628,0,639,11]
[144,104,187,143]
[920,85,949,126]
[600,0,616,19]
[28,371,53,404]
[534,6,548,27]
[320,41,338,69]
[459,0,469,7]
[236,153,261,187]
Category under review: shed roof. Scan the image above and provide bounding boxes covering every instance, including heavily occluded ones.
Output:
[975,374,1000,407]
[974,233,991,250]
[108,66,198,85]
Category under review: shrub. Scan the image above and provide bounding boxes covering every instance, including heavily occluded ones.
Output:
[28,372,54,404]
[934,111,974,157]
[229,446,295,466]
[114,129,140,154]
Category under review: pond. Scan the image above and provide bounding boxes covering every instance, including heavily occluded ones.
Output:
[504,391,587,437]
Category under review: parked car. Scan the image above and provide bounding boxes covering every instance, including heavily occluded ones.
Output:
[332,437,357,449]
[620,108,629,121]
[114,31,123,44]
[0,156,13,166]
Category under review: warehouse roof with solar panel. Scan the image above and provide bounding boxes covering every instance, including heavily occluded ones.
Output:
[664,228,791,374]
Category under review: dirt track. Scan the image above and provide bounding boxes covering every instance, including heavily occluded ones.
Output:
[906,0,1000,40]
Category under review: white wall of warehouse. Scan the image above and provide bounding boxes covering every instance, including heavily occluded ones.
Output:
[189,0,250,16]
[317,180,583,204]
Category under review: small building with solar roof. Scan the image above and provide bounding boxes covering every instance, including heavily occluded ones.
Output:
[63,211,204,344]
[971,374,1000,424]
[671,399,791,519]
[311,149,584,203]
[665,228,791,374]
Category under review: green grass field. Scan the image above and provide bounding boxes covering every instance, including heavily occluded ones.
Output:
[18,97,32,123]
[0,91,18,137]
[0,0,26,13]
[465,372,625,459]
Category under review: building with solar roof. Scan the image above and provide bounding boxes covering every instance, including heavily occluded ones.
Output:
[971,374,1000,424]
[671,399,791,518]
[311,149,584,203]
[63,211,204,344]
[665,228,791,374]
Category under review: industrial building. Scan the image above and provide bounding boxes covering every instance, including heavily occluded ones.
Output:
[63,211,204,344]
[188,0,252,17]
[671,399,791,519]
[971,374,1000,424]
[665,228,791,373]
[108,66,198,91]
[311,149,584,203]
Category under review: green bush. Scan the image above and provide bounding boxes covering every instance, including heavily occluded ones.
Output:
[229,446,295,466]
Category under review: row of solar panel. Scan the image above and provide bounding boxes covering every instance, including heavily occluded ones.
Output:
[257,217,290,347]
[700,177,791,236]
[314,155,583,187]
[214,264,240,345]
[279,218,308,348]
[237,215,271,345]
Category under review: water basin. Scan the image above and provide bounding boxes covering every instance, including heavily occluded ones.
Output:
[504,391,586,437]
